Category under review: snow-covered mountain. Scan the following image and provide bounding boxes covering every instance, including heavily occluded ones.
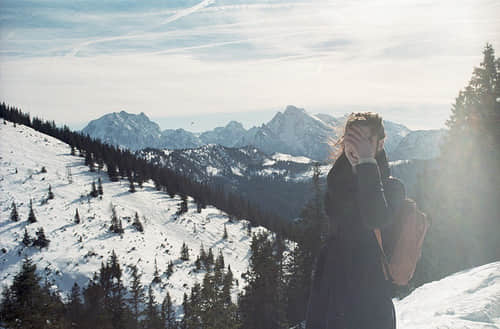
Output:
[82,111,163,150]
[389,129,446,161]
[0,121,280,314]
[234,105,336,161]
[160,128,204,150]
[82,106,441,162]
[199,120,248,147]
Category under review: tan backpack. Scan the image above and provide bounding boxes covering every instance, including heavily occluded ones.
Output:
[373,198,430,286]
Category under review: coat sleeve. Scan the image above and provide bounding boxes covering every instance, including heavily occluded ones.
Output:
[355,162,406,230]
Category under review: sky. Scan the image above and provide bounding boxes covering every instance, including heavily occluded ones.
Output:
[0,0,499,131]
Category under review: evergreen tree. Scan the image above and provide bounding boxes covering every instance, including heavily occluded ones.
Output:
[199,243,207,269]
[0,257,64,328]
[48,184,54,200]
[90,181,99,198]
[180,242,189,261]
[185,282,202,329]
[129,173,136,193]
[206,247,214,269]
[215,249,225,273]
[195,255,202,271]
[32,227,50,248]
[27,198,37,223]
[176,193,188,217]
[98,177,104,195]
[238,231,288,329]
[166,260,174,278]
[161,291,176,329]
[103,251,128,329]
[152,259,161,284]
[109,206,124,234]
[180,292,189,329]
[75,208,81,224]
[10,201,19,221]
[223,223,228,239]
[128,265,145,329]
[132,212,144,232]
[22,228,31,247]
[67,282,83,327]
[144,285,161,329]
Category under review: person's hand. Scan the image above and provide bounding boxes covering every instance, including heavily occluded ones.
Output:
[344,125,377,160]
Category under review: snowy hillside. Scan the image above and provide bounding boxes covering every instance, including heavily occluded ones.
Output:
[394,261,500,328]
[0,121,275,314]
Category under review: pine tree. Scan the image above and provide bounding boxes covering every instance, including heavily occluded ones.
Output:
[152,259,161,284]
[22,228,31,247]
[129,265,144,329]
[109,206,124,234]
[90,181,99,198]
[215,249,225,273]
[206,247,214,269]
[176,193,188,217]
[144,285,161,329]
[195,256,202,271]
[10,201,19,221]
[27,199,37,223]
[0,257,64,328]
[129,173,136,193]
[223,223,228,239]
[32,227,50,248]
[238,231,288,329]
[98,177,104,195]
[435,43,500,271]
[181,292,189,329]
[166,260,174,278]
[132,212,144,232]
[48,184,54,200]
[161,291,176,329]
[180,242,189,261]
[199,243,207,269]
[74,208,80,224]
[67,282,83,327]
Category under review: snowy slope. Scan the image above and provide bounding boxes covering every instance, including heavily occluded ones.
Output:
[0,121,276,314]
[394,261,500,329]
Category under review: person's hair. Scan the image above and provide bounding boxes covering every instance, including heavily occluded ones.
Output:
[326,112,386,162]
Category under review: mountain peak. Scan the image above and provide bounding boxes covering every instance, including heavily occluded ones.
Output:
[225,120,244,130]
[283,105,306,116]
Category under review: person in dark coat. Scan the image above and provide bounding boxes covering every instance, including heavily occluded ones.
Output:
[305,112,406,329]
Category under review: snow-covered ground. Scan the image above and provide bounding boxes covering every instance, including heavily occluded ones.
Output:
[394,261,500,328]
[0,121,273,314]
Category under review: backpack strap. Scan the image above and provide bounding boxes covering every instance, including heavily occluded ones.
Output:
[374,228,391,282]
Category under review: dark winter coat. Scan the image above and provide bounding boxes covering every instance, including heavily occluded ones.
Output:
[305,150,406,329]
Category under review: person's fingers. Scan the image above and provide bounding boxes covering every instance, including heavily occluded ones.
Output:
[345,131,362,144]
[344,136,360,149]
[350,125,370,140]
